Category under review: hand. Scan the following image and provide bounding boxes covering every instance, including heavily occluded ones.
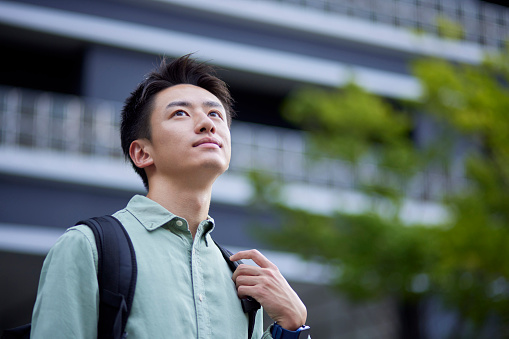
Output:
[230,249,307,331]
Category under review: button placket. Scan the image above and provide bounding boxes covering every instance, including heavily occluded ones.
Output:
[191,236,211,338]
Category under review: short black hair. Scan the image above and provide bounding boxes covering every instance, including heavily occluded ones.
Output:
[120,54,234,190]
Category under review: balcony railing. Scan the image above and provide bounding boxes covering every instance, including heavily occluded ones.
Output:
[0,86,465,201]
[0,87,123,158]
[255,0,509,49]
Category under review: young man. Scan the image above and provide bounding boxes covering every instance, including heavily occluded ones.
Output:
[30,55,308,338]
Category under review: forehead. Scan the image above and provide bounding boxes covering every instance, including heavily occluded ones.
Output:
[154,84,224,109]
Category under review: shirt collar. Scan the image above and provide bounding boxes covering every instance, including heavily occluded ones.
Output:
[125,194,215,235]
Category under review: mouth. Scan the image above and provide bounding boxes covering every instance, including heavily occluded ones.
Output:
[193,137,222,148]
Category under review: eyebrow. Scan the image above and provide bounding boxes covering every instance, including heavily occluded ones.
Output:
[166,100,224,109]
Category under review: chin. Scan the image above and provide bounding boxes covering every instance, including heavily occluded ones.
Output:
[199,159,229,173]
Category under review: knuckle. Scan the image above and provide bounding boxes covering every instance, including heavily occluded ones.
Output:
[236,263,248,272]
[264,267,278,279]
[258,275,272,288]
[236,275,246,285]
[245,249,259,257]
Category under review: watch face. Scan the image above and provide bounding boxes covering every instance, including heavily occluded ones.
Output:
[299,328,311,339]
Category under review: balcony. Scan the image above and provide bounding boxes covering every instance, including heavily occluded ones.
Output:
[254,0,509,48]
[0,86,463,212]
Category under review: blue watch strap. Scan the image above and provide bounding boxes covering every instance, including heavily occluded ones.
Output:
[271,323,311,339]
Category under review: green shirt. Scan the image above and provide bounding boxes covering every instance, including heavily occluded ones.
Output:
[31,195,271,338]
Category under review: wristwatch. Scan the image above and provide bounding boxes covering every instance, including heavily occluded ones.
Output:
[271,322,311,339]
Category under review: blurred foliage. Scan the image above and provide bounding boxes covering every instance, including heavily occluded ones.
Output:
[283,83,416,170]
[249,43,509,337]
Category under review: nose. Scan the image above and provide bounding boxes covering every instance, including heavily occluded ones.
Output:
[195,113,216,134]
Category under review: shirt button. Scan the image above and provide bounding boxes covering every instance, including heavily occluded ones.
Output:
[199,294,203,302]
[176,220,183,227]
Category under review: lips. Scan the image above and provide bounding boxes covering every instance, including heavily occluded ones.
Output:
[192,137,222,148]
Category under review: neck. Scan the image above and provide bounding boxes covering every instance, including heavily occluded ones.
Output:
[146,178,213,238]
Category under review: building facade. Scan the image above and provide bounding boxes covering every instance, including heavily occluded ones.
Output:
[1,0,508,337]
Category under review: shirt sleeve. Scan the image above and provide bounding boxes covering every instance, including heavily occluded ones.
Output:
[261,326,274,339]
[258,311,273,339]
[31,226,99,339]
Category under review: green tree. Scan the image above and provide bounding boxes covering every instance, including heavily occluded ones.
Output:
[250,45,509,338]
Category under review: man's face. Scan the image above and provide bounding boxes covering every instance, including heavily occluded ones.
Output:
[145,84,231,181]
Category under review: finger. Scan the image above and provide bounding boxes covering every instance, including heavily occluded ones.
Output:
[230,249,277,269]
[232,264,261,281]
[236,284,262,300]
[234,274,262,289]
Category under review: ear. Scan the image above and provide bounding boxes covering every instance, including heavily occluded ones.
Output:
[129,139,154,169]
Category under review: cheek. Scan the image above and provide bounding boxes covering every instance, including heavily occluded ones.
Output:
[223,129,231,144]
[224,136,232,156]
[154,126,180,145]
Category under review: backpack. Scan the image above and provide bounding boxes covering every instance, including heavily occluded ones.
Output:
[2,215,260,339]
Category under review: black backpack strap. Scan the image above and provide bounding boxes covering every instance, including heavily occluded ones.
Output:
[1,323,31,339]
[77,216,137,339]
[214,240,261,339]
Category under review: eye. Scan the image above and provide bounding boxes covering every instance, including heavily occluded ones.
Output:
[208,111,223,119]
[171,110,188,118]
